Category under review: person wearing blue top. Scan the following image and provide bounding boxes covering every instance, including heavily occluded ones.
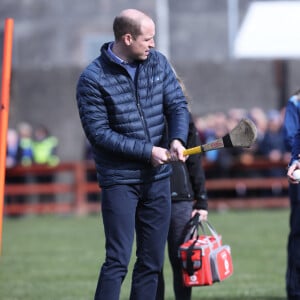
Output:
[76,8,189,300]
[284,89,300,300]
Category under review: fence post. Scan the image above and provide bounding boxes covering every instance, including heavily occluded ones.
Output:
[73,161,87,215]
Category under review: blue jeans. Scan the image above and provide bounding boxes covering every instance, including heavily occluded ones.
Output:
[287,183,300,300]
[94,178,171,300]
[156,201,193,300]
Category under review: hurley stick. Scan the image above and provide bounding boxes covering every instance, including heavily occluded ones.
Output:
[183,118,258,156]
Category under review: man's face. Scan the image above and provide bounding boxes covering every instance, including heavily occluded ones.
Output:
[128,18,155,61]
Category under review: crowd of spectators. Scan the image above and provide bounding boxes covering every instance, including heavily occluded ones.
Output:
[8,107,287,177]
[5,107,290,205]
[6,122,59,168]
[7,107,287,175]
[5,122,60,211]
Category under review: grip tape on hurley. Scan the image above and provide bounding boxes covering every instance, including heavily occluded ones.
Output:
[183,146,202,156]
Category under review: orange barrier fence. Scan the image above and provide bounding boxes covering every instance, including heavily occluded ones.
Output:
[4,159,290,216]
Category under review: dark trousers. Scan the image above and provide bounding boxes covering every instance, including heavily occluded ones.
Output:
[156,201,193,300]
[94,178,171,300]
[287,183,300,300]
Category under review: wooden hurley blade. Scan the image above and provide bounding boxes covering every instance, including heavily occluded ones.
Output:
[227,118,258,148]
[183,118,258,156]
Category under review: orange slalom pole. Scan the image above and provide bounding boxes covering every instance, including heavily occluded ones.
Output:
[0,18,14,255]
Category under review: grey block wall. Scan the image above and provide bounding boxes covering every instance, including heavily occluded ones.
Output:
[1,0,299,160]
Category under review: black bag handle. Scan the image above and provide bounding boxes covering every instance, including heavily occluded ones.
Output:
[185,238,202,276]
[181,212,201,243]
[180,213,202,276]
[181,213,221,246]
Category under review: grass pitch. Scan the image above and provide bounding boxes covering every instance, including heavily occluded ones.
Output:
[0,209,289,300]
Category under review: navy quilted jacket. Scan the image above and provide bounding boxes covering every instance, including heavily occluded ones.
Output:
[76,43,189,187]
[284,95,300,163]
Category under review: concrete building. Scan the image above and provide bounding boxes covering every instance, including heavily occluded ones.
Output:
[1,0,299,160]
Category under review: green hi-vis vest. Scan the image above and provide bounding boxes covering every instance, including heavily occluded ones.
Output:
[32,136,59,166]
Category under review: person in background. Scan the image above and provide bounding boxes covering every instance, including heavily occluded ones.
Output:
[202,112,227,166]
[32,124,59,167]
[284,89,300,300]
[260,109,289,178]
[243,107,268,167]
[248,107,268,139]
[17,122,33,166]
[76,8,189,300]
[213,112,245,179]
[32,124,59,202]
[5,122,45,214]
[156,76,208,300]
[5,128,22,214]
[9,122,35,210]
[6,128,20,168]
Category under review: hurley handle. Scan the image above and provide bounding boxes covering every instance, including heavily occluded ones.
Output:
[183,146,203,156]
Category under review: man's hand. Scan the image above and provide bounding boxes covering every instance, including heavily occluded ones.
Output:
[151,146,171,167]
[169,139,187,162]
[192,209,208,221]
[287,161,300,184]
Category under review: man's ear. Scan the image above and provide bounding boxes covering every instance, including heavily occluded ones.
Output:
[123,33,133,46]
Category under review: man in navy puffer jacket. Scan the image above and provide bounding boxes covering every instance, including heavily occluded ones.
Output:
[76,8,189,300]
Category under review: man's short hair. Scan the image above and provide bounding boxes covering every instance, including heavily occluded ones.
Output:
[113,15,141,41]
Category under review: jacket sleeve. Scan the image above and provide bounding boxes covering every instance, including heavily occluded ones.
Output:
[160,55,189,146]
[283,97,300,152]
[291,129,300,163]
[185,114,208,210]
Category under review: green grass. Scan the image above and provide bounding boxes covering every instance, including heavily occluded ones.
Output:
[0,209,290,300]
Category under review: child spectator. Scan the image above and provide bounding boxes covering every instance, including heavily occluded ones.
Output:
[6,128,20,168]
[17,122,33,166]
[32,125,59,203]
[32,125,59,166]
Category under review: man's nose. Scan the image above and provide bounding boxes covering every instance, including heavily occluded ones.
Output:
[150,39,155,48]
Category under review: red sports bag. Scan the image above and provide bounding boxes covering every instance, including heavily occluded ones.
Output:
[178,214,233,287]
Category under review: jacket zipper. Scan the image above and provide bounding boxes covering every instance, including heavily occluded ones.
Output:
[119,62,152,143]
